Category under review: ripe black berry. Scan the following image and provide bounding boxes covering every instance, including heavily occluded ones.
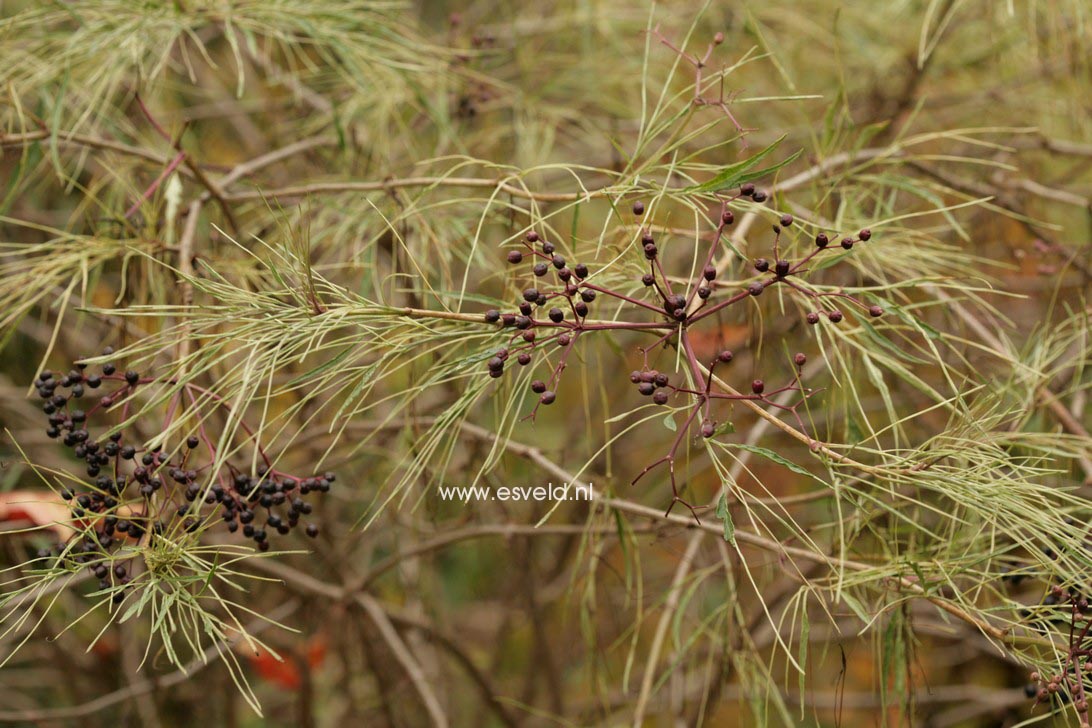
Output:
[840,238,854,250]
[722,210,734,225]
[484,309,501,323]
[869,305,883,317]
[751,379,765,394]
[517,353,532,365]
[806,312,820,325]
[574,263,589,279]
[306,524,319,538]
[531,380,547,394]
[652,390,669,405]
[793,353,807,367]
[752,190,768,203]
[642,273,655,286]
[637,382,655,396]
[633,201,645,215]
[533,262,549,276]
[703,265,716,281]
[522,288,540,302]
[740,183,755,197]
[779,214,793,227]
[540,391,556,405]
[526,231,540,243]
[754,258,769,272]
[515,316,532,329]
[858,228,871,241]
[507,250,523,264]
[643,243,658,260]
[747,282,763,296]
[697,286,710,299]
[574,301,588,317]
[580,289,596,302]
[542,241,555,255]
[774,260,790,277]
[552,255,566,269]
[828,310,844,323]
[815,233,829,248]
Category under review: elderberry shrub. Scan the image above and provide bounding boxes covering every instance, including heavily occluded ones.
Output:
[478,193,881,516]
[32,349,329,600]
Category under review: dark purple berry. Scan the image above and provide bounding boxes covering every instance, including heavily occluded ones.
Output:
[718,350,733,363]
[652,390,669,405]
[485,309,501,323]
[507,250,523,264]
[522,288,539,302]
[806,312,820,325]
[540,391,556,405]
[574,263,589,279]
[747,282,763,296]
[752,190,768,203]
[124,371,139,385]
[740,183,755,197]
[637,382,655,396]
[828,310,844,323]
[779,214,793,227]
[815,233,829,248]
[858,228,871,241]
[754,258,769,272]
[775,260,790,277]
[306,524,319,538]
[517,353,532,366]
[642,273,655,286]
[840,238,854,250]
[751,379,765,394]
[531,380,547,394]
[703,265,716,281]
[793,353,807,367]
[869,305,883,317]
[533,262,549,277]
[701,421,715,438]
[526,231,540,243]
[633,201,645,215]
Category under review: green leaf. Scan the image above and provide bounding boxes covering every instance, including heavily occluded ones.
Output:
[731,444,825,483]
[715,491,735,544]
[684,136,802,193]
[662,413,677,432]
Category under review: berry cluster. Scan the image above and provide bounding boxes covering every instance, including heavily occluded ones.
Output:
[1023,585,1092,726]
[32,349,329,600]
[480,185,880,516]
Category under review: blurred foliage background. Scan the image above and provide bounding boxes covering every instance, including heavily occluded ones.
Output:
[0,0,1091,726]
